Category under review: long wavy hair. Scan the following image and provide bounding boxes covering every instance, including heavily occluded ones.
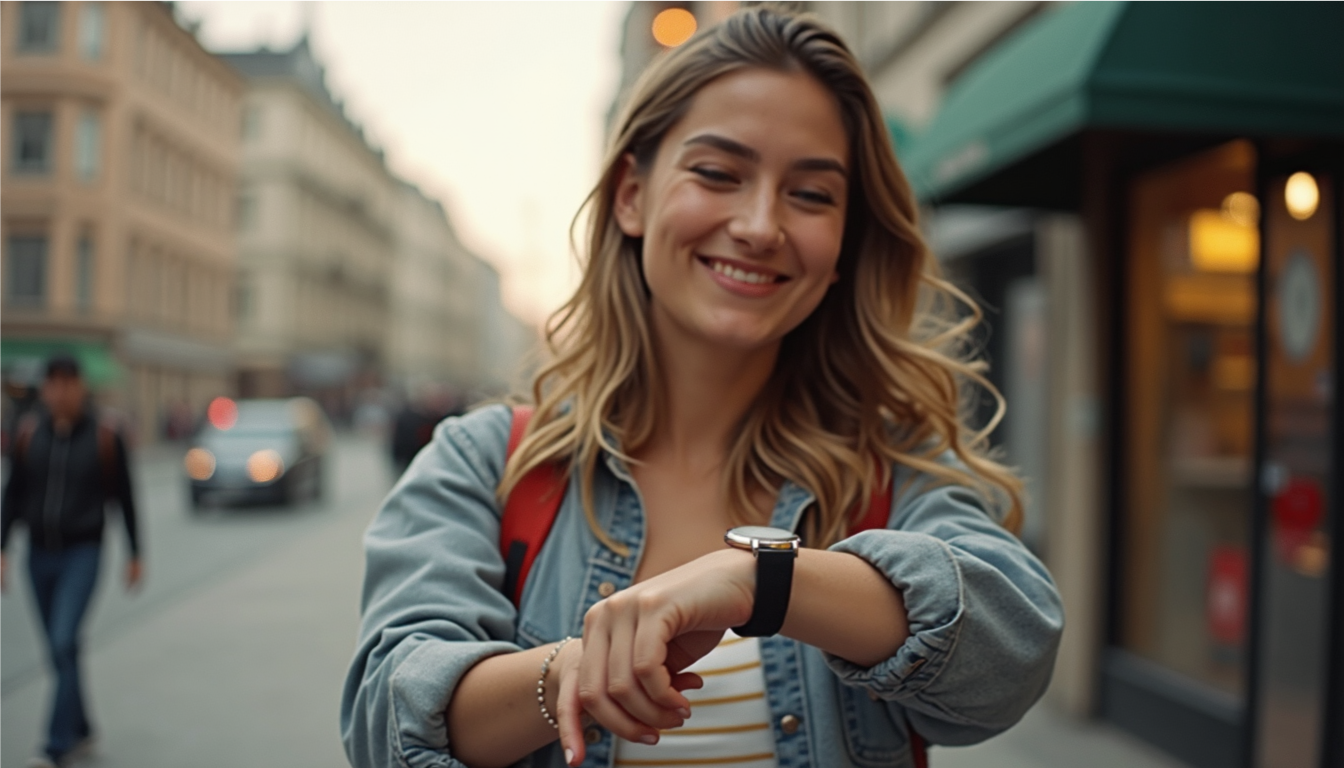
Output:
[499,6,1023,552]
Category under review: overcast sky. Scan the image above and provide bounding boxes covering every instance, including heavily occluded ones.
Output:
[179,1,628,327]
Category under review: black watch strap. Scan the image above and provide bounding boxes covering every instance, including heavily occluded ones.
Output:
[732,548,795,637]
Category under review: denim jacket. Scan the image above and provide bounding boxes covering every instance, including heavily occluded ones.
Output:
[341,404,1064,768]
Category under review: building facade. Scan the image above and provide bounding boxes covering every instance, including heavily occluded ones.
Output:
[389,181,483,394]
[1,0,243,443]
[220,38,397,418]
[220,37,532,414]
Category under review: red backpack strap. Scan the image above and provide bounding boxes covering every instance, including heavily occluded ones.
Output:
[847,466,928,768]
[500,406,568,608]
[847,466,893,536]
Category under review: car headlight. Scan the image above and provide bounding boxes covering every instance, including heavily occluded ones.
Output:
[185,448,216,481]
[247,449,285,483]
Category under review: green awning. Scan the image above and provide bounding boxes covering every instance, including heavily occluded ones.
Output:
[902,1,1344,203]
[1,338,124,387]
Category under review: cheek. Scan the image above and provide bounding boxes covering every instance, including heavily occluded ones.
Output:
[644,184,723,254]
[795,218,845,281]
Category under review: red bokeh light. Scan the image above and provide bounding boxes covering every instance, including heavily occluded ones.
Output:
[208,397,238,430]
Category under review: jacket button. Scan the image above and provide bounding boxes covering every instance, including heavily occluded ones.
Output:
[597,581,616,598]
[780,714,801,735]
[584,726,603,744]
[868,689,880,702]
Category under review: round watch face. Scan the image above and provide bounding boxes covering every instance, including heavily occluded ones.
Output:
[724,526,800,550]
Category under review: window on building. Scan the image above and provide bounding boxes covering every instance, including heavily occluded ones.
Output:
[241,106,262,141]
[78,3,105,60]
[7,235,48,306]
[237,192,257,231]
[18,2,60,52]
[74,111,101,181]
[76,234,95,311]
[235,273,252,323]
[13,112,55,174]
[1122,140,1257,698]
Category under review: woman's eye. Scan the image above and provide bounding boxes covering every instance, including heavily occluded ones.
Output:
[794,189,835,206]
[691,167,736,183]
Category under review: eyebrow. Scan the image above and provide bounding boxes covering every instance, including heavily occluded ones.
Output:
[683,133,847,177]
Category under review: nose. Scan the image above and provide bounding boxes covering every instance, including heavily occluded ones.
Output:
[726,186,785,254]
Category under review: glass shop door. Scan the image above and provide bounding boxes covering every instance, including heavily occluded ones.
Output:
[1251,165,1337,768]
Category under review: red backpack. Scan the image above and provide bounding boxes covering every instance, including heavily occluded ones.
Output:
[499,406,928,768]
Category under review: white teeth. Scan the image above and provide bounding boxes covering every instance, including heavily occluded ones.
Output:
[711,260,773,285]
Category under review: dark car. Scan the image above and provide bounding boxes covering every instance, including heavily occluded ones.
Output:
[185,397,331,508]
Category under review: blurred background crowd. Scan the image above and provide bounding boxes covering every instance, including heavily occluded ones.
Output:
[1,3,1341,768]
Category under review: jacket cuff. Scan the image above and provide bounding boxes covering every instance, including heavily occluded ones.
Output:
[822,529,963,699]
[388,638,521,768]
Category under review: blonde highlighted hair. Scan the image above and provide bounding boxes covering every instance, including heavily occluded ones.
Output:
[500,6,1022,552]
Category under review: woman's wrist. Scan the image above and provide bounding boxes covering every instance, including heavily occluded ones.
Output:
[544,637,581,728]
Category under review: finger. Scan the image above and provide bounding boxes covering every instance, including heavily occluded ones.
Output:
[608,611,684,731]
[632,615,692,715]
[578,610,662,744]
[671,671,704,692]
[555,651,585,767]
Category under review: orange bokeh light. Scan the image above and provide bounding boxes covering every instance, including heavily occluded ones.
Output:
[208,396,238,430]
[652,8,696,48]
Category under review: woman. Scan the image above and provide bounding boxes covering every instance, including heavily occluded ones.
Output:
[342,8,1063,768]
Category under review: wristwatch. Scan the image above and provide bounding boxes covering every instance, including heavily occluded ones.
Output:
[724,525,801,637]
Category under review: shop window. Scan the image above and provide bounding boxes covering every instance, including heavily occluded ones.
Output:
[18,2,60,53]
[78,3,104,60]
[7,235,48,306]
[1253,169,1336,768]
[1122,140,1256,698]
[13,112,55,174]
[74,111,101,181]
[76,234,95,312]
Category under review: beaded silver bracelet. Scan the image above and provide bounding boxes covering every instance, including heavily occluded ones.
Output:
[538,636,574,730]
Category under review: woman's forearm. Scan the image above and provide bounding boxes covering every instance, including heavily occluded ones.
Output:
[446,643,566,768]
[781,548,909,668]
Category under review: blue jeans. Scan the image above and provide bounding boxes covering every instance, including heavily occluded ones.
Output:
[28,543,101,757]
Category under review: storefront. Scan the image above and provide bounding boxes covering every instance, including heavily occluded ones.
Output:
[900,4,1343,767]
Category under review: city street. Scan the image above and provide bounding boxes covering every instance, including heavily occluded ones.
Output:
[2,434,1183,768]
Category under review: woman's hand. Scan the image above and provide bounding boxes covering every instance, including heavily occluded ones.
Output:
[553,548,757,766]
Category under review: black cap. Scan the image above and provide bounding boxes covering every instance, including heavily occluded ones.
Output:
[45,353,82,380]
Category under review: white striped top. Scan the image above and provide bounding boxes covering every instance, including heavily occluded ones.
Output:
[613,630,779,767]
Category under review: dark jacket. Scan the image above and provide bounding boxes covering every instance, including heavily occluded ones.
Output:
[1,409,140,555]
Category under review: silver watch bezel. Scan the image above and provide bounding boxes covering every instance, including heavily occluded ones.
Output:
[724,525,801,554]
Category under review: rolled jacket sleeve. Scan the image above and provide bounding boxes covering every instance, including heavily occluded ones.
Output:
[341,405,522,768]
[823,475,1064,745]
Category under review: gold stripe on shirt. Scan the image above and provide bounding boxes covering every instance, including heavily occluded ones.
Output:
[661,722,770,736]
[684,691,766,707]
[717,635,748,647]
[695,660,762,677]
[614,752,777,766]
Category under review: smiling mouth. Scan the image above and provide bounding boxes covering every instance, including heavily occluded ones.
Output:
[699,257,788,285]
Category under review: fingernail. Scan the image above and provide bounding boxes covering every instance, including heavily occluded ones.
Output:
[677,707,691,719]
[564,747,575,765]
[640,734,658,745]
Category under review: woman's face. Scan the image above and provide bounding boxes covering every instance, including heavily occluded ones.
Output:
[614,67,849,354]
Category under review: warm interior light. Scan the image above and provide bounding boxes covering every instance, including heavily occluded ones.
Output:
[652,8,696,47]
[247,449,284,483]
[1189,209,1259,273]
[208,397,238,430]
[184,448,216,481]
[1285,172,1319,221]
[1221,192,1259,228]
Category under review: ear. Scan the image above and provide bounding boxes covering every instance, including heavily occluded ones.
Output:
[612,153,646,238]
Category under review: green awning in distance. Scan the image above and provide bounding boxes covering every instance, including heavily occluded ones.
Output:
[901,1,1344,203]
[1,338,124,388]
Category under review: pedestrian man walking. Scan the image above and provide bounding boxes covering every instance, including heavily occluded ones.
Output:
[1,354,143,767]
